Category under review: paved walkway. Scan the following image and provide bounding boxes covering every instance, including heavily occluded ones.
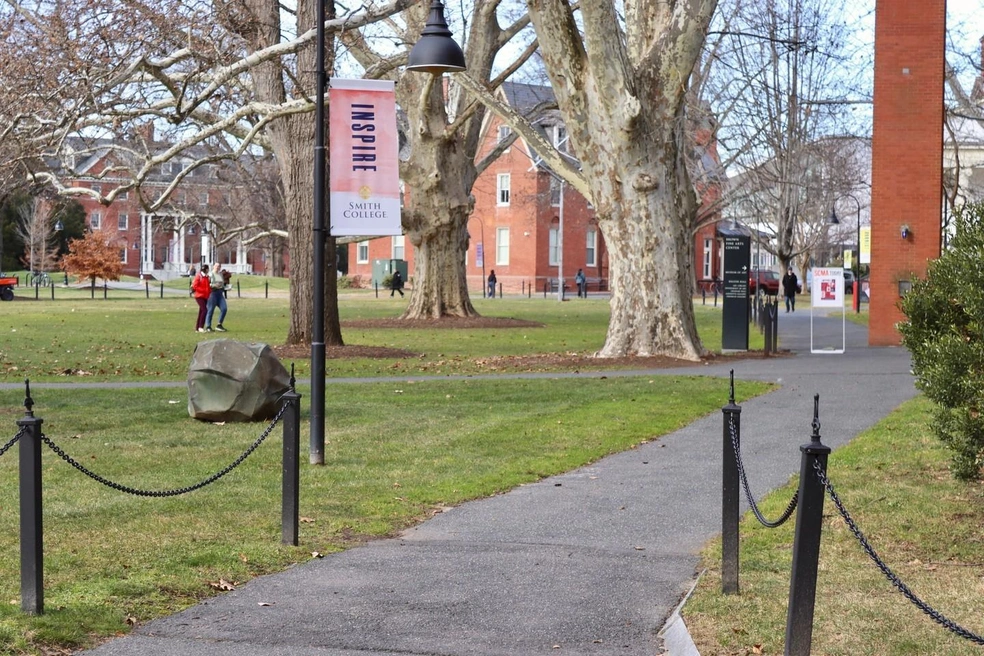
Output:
[80,308,916,656]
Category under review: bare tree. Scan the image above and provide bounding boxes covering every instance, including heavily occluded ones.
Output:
[14,196,59,274]
[701,0,867,274]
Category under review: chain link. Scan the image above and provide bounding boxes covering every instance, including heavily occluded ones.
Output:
[814,460,984,645]
[728,413,799,528]
[0,427,26,458]
[39,402,289,498]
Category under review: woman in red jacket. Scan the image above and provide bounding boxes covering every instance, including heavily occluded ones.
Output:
[192,265,212,332]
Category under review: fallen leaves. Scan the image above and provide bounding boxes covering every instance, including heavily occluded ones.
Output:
[208,579,236,591]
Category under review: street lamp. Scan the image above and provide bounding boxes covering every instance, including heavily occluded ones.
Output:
[309,0,465,464]
[829,194,862,313]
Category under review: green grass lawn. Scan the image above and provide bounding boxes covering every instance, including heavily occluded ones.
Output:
[0,292,777,654]
[0,296,760,382]
[683,396,984,655]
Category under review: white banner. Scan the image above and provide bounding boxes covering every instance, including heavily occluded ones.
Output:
[811,267,844,308]
[329,79,402,236]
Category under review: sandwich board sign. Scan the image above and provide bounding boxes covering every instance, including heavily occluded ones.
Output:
[809,267,845,353]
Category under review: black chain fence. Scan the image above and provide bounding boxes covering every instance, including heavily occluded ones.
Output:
[814,460,984,645]
[38,402,289,498]
[728,413,799,528]
[0,427,25,458]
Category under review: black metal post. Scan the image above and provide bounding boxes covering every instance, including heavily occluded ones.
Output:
[145,281,150,298]
[784,394,831,656]
[17,380,43,615]
[49,283,54,301]
[160,281,164,299]
[309,0,328,466]
[103,283,107,300]
[236,280,240,298]
[770,301,779,353]
[721,369,741,595]
[764,302,774,356]
[265,281,269,299]
[282,366,301,546]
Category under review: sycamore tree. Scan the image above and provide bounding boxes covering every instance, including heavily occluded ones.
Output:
[503,0,720,359]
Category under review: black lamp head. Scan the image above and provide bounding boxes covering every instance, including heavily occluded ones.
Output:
[407,0,466,74]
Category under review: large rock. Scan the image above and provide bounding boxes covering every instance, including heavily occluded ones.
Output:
[188,340,290,422]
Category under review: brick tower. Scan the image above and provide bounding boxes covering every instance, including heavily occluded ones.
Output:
[869,1,946,345]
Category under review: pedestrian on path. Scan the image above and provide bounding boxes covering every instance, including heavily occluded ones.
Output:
[205,265,229,331]
[191,265,211,333]
[782,267,799,313]
[487,270,497,298]
[390,270,404,297]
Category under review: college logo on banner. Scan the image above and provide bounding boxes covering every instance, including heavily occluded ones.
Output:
[329,79,401,236]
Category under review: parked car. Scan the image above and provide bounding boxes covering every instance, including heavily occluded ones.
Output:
[749,269,781,295]
[844,269,856,293]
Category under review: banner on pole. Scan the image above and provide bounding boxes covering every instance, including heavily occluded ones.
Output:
[329,79,402,236]
[860,226,871,264]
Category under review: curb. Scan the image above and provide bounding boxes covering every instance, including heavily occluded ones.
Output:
[657,570,703,656]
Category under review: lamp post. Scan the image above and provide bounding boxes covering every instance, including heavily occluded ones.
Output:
[829,194,862,313]
[309,0,465,465]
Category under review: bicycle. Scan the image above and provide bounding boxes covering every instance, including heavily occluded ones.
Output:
[31,271,50,287]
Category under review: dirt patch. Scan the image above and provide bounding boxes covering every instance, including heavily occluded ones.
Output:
[272,316,788,368]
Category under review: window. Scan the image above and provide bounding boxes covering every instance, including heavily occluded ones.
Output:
[548,227,559,265]
[117,189,128,201]
[392,235,405,260]
[586,229,597,267]
[187,225,197,235]
[118,214,128,230]
[549,177,561,206]
[120,249,128,264]
[703,238,712,279]
[132,241,139,250]
[357,241,369,264]
[495,227,510,265]
[90,211,101,229]
[91,183,102,194]
[553,125,568,152]
[498,125,512,150]
[497,173,511,206]
[200,192,209,205]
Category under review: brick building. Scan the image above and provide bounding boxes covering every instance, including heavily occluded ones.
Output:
[54,133,276,280]
[347,82,724,295]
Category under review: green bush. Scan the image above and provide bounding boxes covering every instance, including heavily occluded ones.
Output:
[899,202,984,479]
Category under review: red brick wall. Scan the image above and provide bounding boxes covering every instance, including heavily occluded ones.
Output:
[869,1,945,345]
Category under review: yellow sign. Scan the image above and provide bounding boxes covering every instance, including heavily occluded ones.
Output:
[860,226,871,264]
[844,249,853,269]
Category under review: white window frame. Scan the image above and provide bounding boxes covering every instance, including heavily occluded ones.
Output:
[495,227,510,265]
[497,173,511,206]
[498,125,512,150]
[548,227,559,266]
[90,211,101,229]
[549,177,561,206]
[118,214,128,231]
[553,125,568,152]
[392,235,405,260]
[703,238,712,278]
[120,248,128,264]
[586,229,597,267]
[357,241,369,264]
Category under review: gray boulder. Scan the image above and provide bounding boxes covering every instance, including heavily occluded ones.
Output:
[188,340,290,422]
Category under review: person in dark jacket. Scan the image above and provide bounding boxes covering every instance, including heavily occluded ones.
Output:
[781,267,799,313]
[390,269,404,297]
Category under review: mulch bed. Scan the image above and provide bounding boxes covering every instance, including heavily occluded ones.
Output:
[272,317,787,367]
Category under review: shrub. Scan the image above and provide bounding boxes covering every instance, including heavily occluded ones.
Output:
[899,202,984,479]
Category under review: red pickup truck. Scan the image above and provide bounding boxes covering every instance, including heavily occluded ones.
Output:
[749,269,781,295]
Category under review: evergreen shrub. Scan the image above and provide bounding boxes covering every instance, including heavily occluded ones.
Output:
[899,202,984,479]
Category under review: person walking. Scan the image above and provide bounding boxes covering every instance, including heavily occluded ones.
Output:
[204,265,229,331]
[390,269,404,297]
[487,270,497,298]
[575,269,586,298]
[781,266,799,313]
[192,265,212,333]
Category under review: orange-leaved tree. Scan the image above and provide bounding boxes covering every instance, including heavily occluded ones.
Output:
[61,232,124,287]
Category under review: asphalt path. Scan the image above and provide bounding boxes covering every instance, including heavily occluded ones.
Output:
[67,306,916,656]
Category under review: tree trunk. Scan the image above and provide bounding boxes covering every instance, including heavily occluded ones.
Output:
[597,151,703,360]
[401,204,476,318]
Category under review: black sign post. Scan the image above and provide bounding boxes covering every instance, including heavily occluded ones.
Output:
[722,234,750,351]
